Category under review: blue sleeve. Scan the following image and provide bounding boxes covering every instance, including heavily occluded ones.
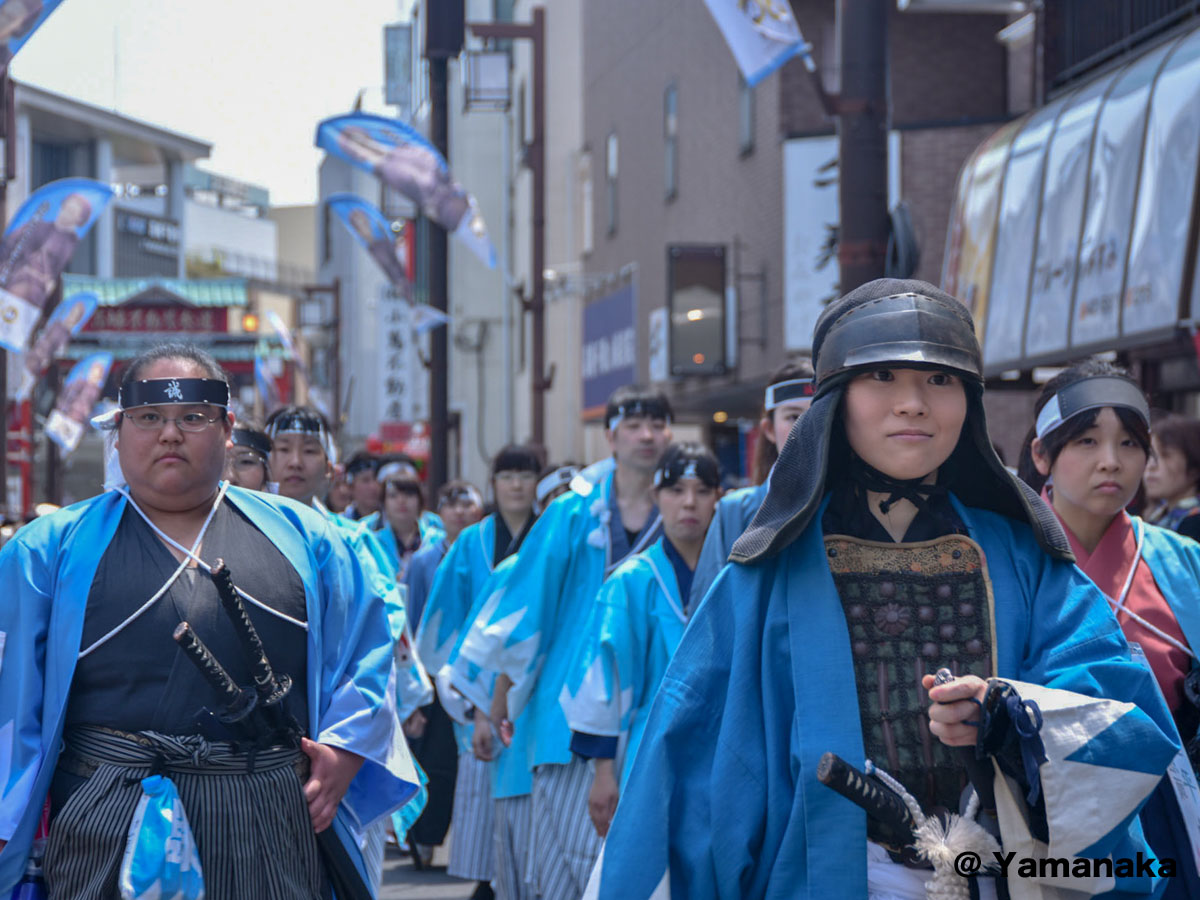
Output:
[597,563,768,900]
[311,516,420,829]
[415,534,475,674]
[0,530,55,843]
[466,498,579,716]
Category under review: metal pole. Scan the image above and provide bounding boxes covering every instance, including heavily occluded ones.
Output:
[836,0,890,291]
[428,55,450,493]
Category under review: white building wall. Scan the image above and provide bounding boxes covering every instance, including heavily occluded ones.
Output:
[184,198,278,268]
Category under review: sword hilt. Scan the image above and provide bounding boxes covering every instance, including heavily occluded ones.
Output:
[817,751,917,844]
[173,621,256,724]
[211,559,284,704]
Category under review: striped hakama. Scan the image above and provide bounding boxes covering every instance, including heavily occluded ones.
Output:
[528,759,602,900]
[493,794,534,900]
[447,752,495,881]
[45,727,324,900]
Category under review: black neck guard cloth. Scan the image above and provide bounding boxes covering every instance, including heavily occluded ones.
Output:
[119,378,229,410]
[1035,376,1149,440]
[731,278,1072,564]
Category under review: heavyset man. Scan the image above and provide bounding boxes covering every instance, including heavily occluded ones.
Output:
[0,344,417,899]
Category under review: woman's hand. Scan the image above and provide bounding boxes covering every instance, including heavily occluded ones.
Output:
[924,673,988,747]
[588,760,620,838]
[473,709,496,761]
[301,738,365,832]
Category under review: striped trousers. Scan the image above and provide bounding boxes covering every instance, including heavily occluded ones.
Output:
[528,760,602,900]
[45,727,325,900]
[448,752,495,881]
[493,794,534,900]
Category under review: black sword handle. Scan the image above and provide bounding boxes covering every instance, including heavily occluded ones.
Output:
[211,559,281,703]
[933,667,997,813]
[173,621,256,724]
[817,751,917,844]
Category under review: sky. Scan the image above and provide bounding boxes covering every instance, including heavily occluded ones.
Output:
[11,0,417,206]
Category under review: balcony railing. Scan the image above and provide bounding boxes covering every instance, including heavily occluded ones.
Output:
[1045,0,1200,90]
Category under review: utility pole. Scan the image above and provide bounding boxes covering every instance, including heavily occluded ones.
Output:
[424,0,464,492]
[836,0,890,291]
[469,7,547,449]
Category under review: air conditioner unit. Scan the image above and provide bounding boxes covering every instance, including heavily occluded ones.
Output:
[898,0,1030,12]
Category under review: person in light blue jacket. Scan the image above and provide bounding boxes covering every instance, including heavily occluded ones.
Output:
[562,442,721,839]
[689,359,813,610]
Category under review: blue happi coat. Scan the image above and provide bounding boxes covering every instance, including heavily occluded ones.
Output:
[403,537,449,629]
[591,495,1179,899]
[447,556,535,800]
[689,483,766,612]
[416,514,502,677]
[562,538,689,789]
[1136,519,1200,659]
[367,510,445,582]
[314,501,433,721]
[0,486,421,893]
[455,470,661,769]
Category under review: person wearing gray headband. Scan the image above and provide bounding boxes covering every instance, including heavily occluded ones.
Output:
[1021,359,1200,899]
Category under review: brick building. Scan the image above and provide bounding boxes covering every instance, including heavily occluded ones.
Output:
[581,0,1014,480]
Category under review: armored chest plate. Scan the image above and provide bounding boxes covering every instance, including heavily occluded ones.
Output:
[824,533,997,814]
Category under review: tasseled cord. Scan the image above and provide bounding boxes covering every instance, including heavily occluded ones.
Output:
[865,760,1000,900]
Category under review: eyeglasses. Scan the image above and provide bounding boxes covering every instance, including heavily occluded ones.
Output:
[123,409,225,433]
[494,471,538,484]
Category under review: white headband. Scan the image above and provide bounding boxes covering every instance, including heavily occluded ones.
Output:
[537,466,579,504]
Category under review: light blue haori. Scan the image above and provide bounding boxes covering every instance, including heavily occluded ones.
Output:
[562,537,689,788]
[1136,519,1200,657]
[366,509,445,582]
[0,485,422,894]
[403,536,449,628]
[416,514,500,676]
[447,556,535,800]
[454,470,660,770]
[689,482,766,612]
[314,498,433,720]
[589,495,1180,900]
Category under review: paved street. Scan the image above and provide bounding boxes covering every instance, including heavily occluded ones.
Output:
[379,836,475,900]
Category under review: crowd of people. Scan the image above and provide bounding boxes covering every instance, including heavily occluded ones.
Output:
[2,277,1200,900]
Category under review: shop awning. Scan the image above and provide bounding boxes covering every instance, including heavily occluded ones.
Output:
[943,22,1200,376]
[62,274,249,308]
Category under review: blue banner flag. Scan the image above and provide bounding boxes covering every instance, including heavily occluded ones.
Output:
[315,112,496,268]
[0,177,114,352]
[327,192,411,291]
[46,350,112,454]
[702,0,808,86]
[0,0,69,66]
[16,289,98,399]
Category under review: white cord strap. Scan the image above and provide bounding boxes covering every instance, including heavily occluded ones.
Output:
[79,484,229,660]
[1103,518,1195,660]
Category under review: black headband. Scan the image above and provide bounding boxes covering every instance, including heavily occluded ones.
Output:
[653,454,720,489]
[1035,376,1150,440]
[606,399,672,431]
[765,378,814,411]
[119,378,229,410]
[232,428,272,459]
